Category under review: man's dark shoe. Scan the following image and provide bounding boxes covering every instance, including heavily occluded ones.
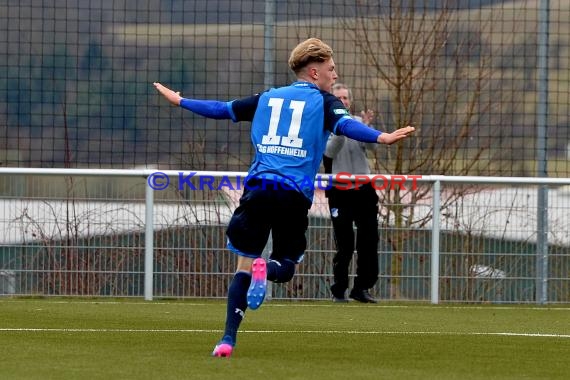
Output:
[332,295,349,303]
[331,289,349,303]
[331,287,349,303]
[349,289,378,303]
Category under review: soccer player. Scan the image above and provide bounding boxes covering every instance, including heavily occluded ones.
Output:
[153,38,414,358]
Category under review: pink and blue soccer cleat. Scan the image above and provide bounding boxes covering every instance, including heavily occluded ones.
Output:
[247,258,267,310]
[212,336,234,357]
[212,342,234,358]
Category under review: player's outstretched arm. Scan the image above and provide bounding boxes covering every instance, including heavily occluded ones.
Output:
[336,118,414,145]
[153,82,182,106]
[153,82,232,120]
[377,126,415,145]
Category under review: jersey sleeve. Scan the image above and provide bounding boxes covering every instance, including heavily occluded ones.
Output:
[179,93,262,122]
[179,98,233,119]
[336,118,382,143]
[322,92,352,133]
[229,93,262,122]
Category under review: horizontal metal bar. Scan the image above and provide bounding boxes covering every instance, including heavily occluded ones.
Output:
[1,168,570,186]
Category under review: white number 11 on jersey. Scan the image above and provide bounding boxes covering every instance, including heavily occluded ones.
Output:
[261,98,304,148]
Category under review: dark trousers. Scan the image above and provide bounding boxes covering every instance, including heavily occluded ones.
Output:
[327,183,379,296]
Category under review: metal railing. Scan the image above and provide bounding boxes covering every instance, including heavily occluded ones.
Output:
[1,168,569,304]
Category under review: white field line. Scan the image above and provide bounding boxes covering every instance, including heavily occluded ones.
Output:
[1,328,569,338]
[1,300,570,312]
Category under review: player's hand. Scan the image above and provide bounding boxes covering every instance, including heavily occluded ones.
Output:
[360,109,375,125]
[153,82,182,106]
[377,126,415,145]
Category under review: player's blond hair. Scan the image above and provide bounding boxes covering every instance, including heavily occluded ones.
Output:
[288,38,334,74]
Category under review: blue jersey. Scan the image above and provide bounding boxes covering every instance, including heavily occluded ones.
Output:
[229,82,351,201]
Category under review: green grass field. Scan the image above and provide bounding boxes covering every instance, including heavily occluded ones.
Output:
[1,298,569,380]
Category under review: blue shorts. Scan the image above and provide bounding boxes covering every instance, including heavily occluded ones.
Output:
[226,179,311,263]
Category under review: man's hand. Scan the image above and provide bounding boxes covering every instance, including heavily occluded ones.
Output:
[153,82,182,106]
[360,109,375,126]
[377,126,415,145]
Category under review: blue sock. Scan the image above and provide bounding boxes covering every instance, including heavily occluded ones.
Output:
[223,271,251,345]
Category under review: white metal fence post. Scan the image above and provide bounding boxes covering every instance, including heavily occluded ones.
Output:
[144,177,154,301]
[431,179,441,304]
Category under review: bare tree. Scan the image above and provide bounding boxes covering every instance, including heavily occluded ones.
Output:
[337,2,523,298]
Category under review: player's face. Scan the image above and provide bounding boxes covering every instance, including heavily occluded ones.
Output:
[333,88,351,109]
[312,59,338,92]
